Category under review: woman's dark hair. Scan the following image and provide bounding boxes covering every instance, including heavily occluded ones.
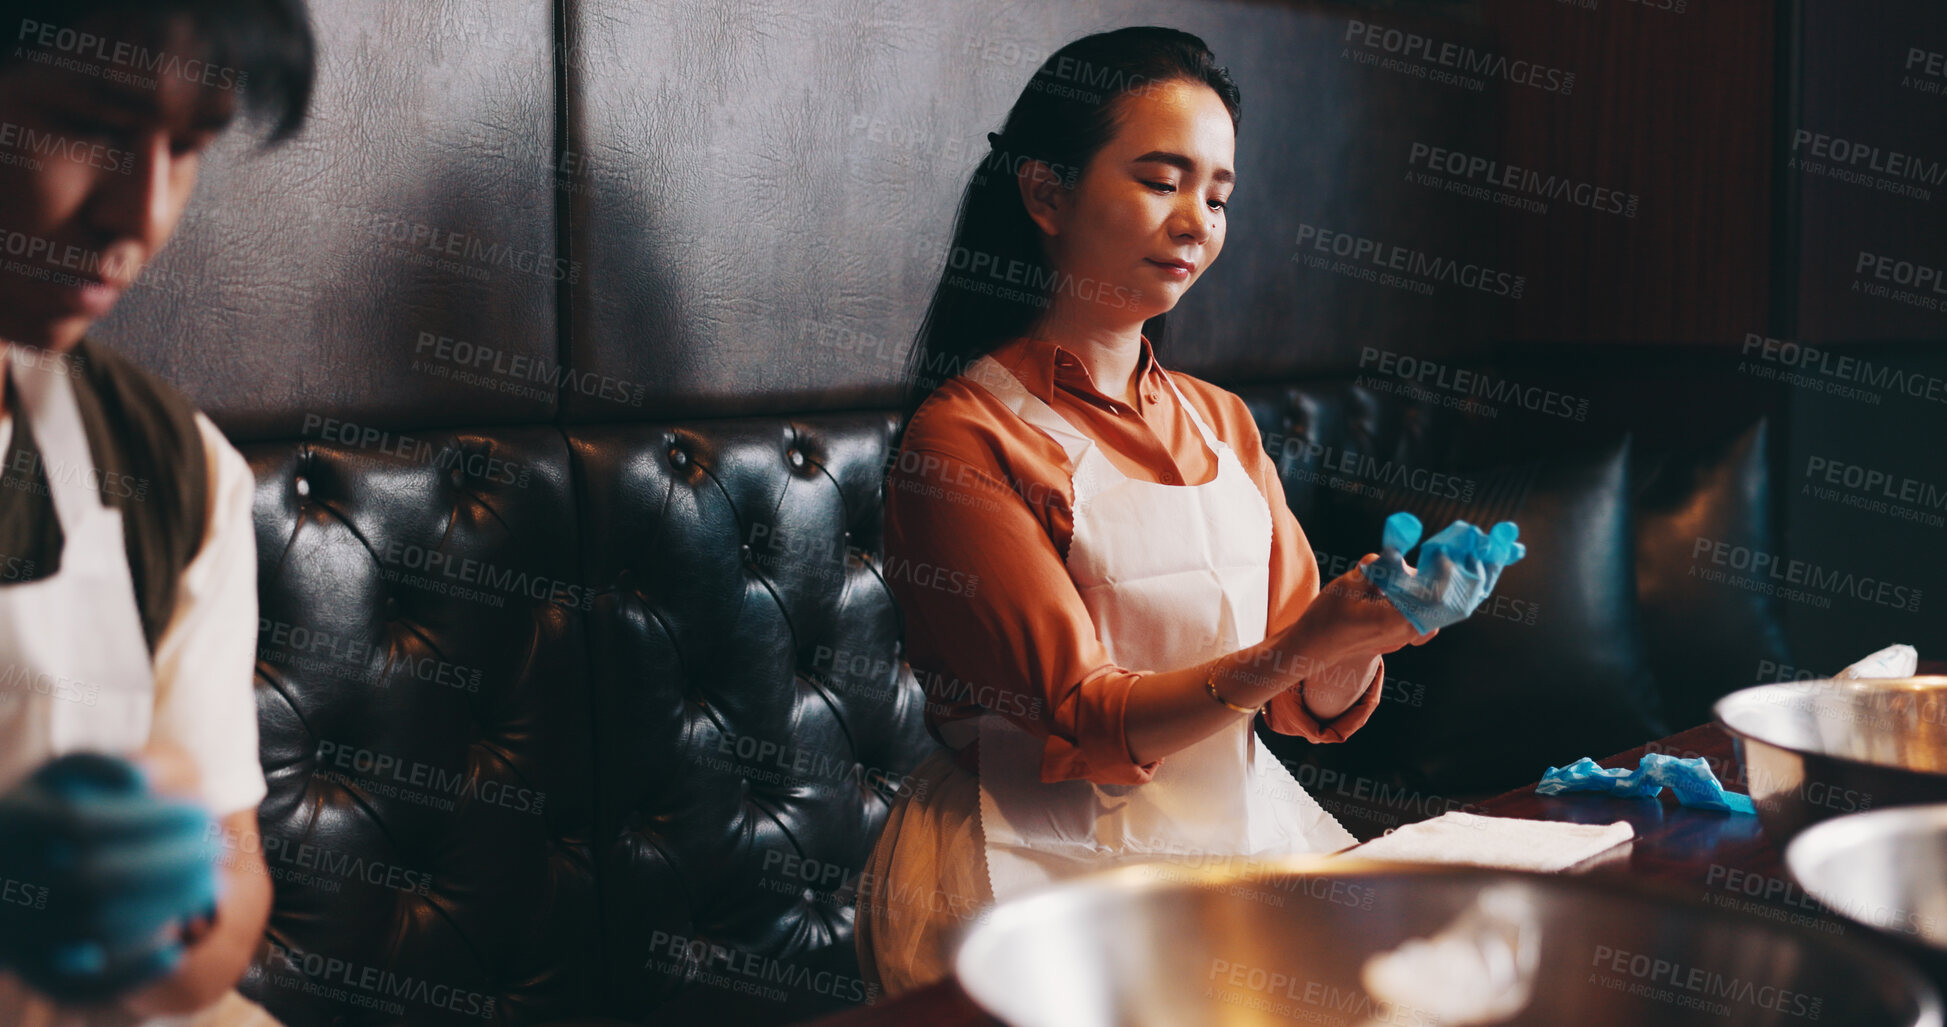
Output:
[898,26,1241,426]
[0,0,315,143]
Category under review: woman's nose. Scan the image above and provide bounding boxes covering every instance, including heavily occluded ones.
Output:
[1169,197,1213,243]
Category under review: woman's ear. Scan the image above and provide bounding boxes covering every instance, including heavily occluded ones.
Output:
[1016,158,1067,237]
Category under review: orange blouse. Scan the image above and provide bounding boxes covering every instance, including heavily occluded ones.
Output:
[883,332,1385,787]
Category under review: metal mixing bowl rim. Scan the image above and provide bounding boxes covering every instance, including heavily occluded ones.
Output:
[951,855,1945,1027]
[1789,803,1947,873]
[1715,677,1947,778]
[1787,802,1947,953]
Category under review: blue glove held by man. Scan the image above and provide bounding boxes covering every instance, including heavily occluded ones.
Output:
[1358,512,1527,634]
[0,753,220,1003]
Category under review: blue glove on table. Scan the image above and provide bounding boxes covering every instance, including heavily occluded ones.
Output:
[1531,757,1661,799]
[0,753,220,1003]
[1358,512,1527,634]
[1537,754,1755,814]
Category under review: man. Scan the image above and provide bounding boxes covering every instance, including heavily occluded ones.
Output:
[0,1,314,1023]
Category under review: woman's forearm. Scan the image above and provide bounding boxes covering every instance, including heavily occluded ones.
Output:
[1124,617,1346,764]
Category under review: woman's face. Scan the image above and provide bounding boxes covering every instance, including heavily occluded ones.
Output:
[1029,77,1235,326]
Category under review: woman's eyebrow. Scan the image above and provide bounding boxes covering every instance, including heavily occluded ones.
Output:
[1130,150,1235,185]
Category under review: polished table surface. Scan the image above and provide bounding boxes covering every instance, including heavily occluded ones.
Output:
[798,716,1890,1027]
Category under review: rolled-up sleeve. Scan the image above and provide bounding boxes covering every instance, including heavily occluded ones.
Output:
[1263,655,1386,742]
[884,441,1160,787]
[1233,400,1383,743]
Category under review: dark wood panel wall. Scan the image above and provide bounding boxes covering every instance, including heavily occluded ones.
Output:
[1478,0,1776,344]
[1793,0,1947,343]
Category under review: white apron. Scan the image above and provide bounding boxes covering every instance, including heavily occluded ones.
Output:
[962,352,1356,901]
[0,346,280,1026]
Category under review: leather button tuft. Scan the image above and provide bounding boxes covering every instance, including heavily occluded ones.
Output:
[449,466,466,487]
[786,447,805,469]
[668,446,690,469]
[294,475,311,498]
[1161,471,1175,484]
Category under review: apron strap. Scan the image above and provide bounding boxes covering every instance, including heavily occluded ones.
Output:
[961,354,1095,472]
[1157,368,1230,459]
[4,345,106,533]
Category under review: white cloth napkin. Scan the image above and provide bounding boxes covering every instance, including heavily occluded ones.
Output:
[1834,643,1918,679]
[1337,812,1634,873]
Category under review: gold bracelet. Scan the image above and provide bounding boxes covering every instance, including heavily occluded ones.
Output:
[1204,663,1262,715]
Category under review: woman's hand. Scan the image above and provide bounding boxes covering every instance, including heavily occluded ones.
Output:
[1282,554,1438,671]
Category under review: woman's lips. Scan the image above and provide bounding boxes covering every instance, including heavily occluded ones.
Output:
[1145,258,1193,278]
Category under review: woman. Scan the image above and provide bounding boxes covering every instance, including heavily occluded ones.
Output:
[856,27,1451,996]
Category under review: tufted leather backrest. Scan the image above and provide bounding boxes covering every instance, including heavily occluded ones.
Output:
[567,414,933,1023]
[237,415,933,1025]
[239,429,603,1025]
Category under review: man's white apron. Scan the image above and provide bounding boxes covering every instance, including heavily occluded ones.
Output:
[0,346,278,1026]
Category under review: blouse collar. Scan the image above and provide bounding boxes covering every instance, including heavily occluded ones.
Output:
[995,332,1165,409]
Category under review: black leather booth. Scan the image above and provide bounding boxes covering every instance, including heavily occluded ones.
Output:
[225,349,1796,1026]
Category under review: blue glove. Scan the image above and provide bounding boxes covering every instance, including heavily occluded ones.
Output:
[1638,754,1757,814]
[1359,512,1528,633]
[0,753,221,1003]
[1537,753,1755,814]
[1531,757,1661,798]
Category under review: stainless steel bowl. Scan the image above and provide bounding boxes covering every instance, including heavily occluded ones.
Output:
[1787,804,1947,957]
[953,859,1941,1027]
[1716,677,1947,841]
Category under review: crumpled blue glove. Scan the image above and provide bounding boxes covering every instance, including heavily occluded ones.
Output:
[1536,754,1755,814]
[0,753,220,1003]
[1358,512,1527,634]
[1532,757,1662,798]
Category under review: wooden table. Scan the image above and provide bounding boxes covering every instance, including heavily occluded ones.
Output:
[795,721,1852,1027]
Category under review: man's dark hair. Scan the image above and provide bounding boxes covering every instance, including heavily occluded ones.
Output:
[0,0,316,143]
